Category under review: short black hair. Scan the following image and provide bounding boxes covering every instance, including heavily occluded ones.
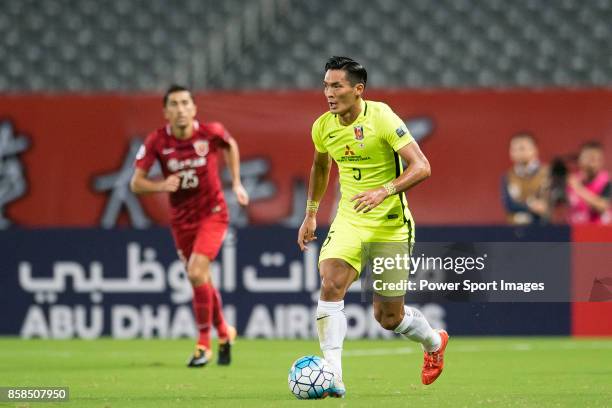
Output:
[163,84,191,106]
[510,132,537,145]
[324,56,367,88]
[580,140,603,153]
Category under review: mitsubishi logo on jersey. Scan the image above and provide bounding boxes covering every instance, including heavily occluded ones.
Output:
[193,140,209,157]
[344,145,355,156]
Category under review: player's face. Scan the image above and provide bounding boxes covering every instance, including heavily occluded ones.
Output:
[509,138,537,165]
[164,91,197,129]
[579,148,604,176]
[323,70,363,115]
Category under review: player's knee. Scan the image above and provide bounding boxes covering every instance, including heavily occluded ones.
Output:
[376,312,402,331]
[319,259,356,301]
[320,277,346,300]
[187,263,210,285]
[186,254,212,285]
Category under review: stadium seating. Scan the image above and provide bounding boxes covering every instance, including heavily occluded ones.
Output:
[0,0,251,91]
[0,0,611,90]
[225,0,612,89]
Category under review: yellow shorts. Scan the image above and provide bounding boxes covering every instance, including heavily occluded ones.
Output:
[318,216,415,296]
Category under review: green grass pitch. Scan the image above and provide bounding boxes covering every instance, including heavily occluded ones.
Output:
[1,337,611,407]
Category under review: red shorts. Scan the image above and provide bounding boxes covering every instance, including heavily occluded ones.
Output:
[171,212,229,262]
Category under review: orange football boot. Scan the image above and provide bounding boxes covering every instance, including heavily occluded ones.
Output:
[421,329,449,385]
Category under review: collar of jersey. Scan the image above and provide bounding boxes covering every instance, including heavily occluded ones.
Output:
[334,99,367,128]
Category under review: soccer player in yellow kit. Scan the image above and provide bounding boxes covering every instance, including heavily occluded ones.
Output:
[297,56,449,397]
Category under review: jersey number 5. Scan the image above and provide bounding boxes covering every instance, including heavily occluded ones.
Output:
[179,169,199,189]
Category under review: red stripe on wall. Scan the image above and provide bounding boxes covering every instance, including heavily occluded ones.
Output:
[572,225,612,336]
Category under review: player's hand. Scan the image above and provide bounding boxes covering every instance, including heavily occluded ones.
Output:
[233,183,249,207]
[163,174,180,192]
[297,215,317,251]
[351,186,388,213]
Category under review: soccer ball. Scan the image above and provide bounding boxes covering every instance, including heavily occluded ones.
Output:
[287,355,335,399]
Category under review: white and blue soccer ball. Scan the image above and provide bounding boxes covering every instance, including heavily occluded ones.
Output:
[288,355,335,399]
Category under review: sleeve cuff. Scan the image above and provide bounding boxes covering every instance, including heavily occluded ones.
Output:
[393,137,413,152]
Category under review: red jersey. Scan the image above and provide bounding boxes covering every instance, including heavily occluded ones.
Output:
[135,120,230,228]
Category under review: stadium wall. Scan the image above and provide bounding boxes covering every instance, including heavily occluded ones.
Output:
[571,225,612,336]
[1,90,612,227]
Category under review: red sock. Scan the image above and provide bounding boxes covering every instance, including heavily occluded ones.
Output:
[192,283,214,349]
[211,286,229,340]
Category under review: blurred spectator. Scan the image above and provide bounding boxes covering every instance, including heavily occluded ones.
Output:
[566,141,611,225]
[501,133,550,225]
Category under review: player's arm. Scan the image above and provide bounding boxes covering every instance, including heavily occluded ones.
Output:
[130,168,179,194]
[391,141,431,192]
[130,134,179,194]
[297,150,332,251]
[222,136,249,206]
[352,142,430,213]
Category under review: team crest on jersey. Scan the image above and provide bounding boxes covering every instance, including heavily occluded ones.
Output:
[353,125,364,141]
[193,140,209,157]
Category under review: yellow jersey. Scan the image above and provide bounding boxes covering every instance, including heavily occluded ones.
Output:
[311,99,415,227]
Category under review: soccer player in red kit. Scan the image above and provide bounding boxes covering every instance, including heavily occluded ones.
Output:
[130,85,249,367]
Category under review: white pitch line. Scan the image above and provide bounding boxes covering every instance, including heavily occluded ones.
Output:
[343,347,415,357]
[343,343,534,357]
[343,341,612,357]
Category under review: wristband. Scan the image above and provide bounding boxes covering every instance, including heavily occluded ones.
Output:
[383,182,397,196]
[306,200,319,213]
